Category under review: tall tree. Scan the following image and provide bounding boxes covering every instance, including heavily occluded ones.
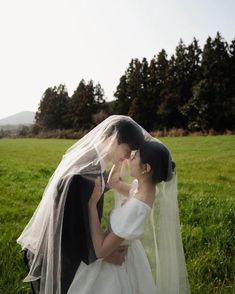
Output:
[70,80,105,130]
[159,39,202,129]
[113,75,130,114]
[227,38,235,128]
[35,84,70,130]
[181,33,232,131]
[128,58,154,130]
[151,49,169,129]
[56,84,73,129]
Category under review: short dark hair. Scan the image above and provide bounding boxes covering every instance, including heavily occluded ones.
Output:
[139,141,176,183]
[105,119,145,150]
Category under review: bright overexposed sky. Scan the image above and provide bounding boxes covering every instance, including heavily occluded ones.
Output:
[0,0,234,119]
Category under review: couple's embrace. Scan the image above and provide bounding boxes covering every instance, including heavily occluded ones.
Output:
[17,115,190,294]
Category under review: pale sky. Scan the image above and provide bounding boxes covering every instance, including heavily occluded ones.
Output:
[0,0,234,119]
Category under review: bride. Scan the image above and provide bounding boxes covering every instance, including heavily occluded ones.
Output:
[68,140,191,293]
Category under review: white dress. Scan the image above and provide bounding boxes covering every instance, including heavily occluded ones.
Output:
[67,180,156,294]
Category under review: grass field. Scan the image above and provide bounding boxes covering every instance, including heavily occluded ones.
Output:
[0,136,234,293]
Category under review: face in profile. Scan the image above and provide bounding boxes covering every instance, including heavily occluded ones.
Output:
[110,142,132,165]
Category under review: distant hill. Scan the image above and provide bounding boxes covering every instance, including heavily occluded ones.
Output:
[0,111,35,126]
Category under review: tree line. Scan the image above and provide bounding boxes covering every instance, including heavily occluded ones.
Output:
[34,32,235,133]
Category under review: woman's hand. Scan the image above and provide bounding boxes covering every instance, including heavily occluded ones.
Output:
[104,245,129,265]
[89,176,102,206]
[107,160,130,198]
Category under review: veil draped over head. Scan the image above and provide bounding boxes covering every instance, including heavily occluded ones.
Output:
[116,132,191,294]
[17,114,190,294]
[142,163,191,293]
[17,115,146,293]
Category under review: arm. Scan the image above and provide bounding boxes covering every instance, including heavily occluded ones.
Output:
[107,161,130,197]
[88,177,125,259]
[103,245,128,265]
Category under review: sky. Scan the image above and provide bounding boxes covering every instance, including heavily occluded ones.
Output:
[0,0,234,119]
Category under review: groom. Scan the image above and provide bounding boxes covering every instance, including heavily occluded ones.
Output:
[23,119,145,294]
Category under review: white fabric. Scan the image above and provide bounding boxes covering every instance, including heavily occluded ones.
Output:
[110,197,151,240]
[67,180,156,294]
[16,114,190,293]
[16,115,148,294]
[114,163,191,293]
[140,174,191,294]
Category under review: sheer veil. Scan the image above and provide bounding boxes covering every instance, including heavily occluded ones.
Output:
[117,133,191,294]
[17,115,146,293]
[17,114,190,293]
[143,169,191,293]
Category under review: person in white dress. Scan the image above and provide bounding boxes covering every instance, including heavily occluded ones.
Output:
[67,140,186,294]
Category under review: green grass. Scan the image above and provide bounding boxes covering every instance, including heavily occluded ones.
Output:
[0,136,234,293]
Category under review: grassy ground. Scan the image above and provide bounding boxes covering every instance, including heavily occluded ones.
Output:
[0,136,234,293]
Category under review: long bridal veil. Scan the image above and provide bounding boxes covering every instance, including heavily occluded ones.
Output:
[17,114,190,294]
[143,171,191,293]
[17,115,146,294]
[117,133,191,294]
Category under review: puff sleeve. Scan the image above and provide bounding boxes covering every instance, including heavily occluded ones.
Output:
[110,197,150,241]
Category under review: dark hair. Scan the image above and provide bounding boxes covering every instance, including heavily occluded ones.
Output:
[105,119,145,150]
[139,141,176,184]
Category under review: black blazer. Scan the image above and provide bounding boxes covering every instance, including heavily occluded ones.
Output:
[23,173,108,294]
[22,147,109,294]
[60,174,107,293]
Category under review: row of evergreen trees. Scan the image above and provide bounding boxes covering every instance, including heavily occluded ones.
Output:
[35,32,235,132]
[35,82,106,131]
